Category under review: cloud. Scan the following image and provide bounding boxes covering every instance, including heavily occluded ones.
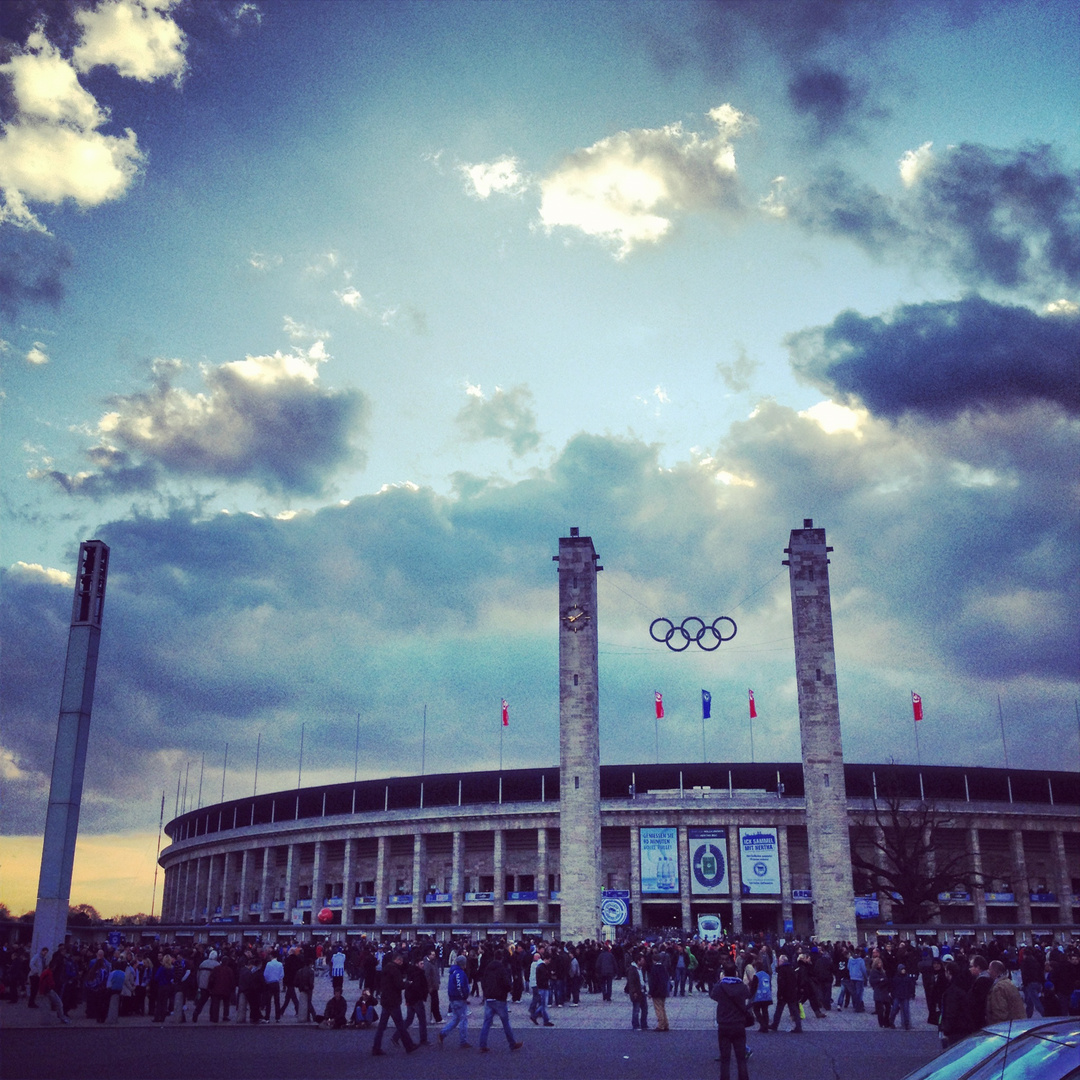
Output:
[0,224,71,315]
[456,383,541,455]
[461,157,527,199]
[787,296,1080,421]
[3,400,1077,844]
[39,345,369,497]
[787,66,879,139]
[537,104,751,257]
[783,142,1080,297]
[336,285,363,309]
[25,341,48,365]
[73,0,187,84]
[716,345,760,393]
[0,31,142,224]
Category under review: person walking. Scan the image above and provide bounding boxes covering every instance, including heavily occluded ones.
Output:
[528,948,554,1026]
[769,953,802,1033]
[478,950,523,1052]
[439,952,471,1048]
[625,951,649,1030]
[750,951,773,1033]
[372,951,418,1055]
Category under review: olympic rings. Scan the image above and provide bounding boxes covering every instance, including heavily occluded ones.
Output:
[649,616,737,652]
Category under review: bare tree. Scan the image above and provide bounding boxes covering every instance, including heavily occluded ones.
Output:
[852,783,983,924]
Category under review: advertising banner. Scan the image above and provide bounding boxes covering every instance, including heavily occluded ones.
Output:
[640,827,679,894]
[739,827,781,895]
[688,827,729,896]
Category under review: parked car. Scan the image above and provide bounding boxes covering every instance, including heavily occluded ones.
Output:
[898,1019,1080,1080]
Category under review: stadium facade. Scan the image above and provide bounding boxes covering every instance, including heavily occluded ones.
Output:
[157,524,1080,943]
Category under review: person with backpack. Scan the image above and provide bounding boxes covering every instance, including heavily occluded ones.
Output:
[711,960,752,1080]
[749,950,773,1033]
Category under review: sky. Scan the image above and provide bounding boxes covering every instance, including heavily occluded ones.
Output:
[0,0,1077,917]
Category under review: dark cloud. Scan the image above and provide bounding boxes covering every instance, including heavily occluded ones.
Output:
[39,350,370,499]
[0,224,71,316]
[784,166,907,255]
[910,143,1080,293]
[788,66,876,139]
[784,143,1080,297]
[787,296,1080,420]
[456,384,541,455]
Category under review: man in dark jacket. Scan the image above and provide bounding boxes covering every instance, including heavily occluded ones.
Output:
[372,951,417,1056]
[711,962,751,1080]
[392,956,429,1045]
[478,952,523,1052]
[769,953,802,1033]
[648,950,670,1032]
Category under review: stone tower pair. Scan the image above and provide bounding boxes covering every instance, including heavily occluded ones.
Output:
[556,521,855,942]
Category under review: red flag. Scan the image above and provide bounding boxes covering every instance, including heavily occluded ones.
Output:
[748,689,757,719]
[912,691,922,722]
[501,698,509,727]
[654,691,664,719]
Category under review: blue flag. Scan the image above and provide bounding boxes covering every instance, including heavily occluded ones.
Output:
[702,689,711,719]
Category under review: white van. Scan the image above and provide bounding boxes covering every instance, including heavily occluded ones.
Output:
[697,915,722,942]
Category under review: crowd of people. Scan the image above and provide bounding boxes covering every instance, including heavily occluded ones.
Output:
[2,930,1077,1075]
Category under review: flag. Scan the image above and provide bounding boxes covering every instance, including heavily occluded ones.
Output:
[748,689,757,719]
[501,698,509,727]
[702,689,711,719]
[654,691,664,719]
[911,691,922,722]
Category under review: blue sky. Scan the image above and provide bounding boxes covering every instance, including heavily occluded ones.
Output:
[1,0,1077,914]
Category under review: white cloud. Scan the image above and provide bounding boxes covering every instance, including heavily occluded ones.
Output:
[26,343,49,365]
[248,252,282,271]
[538,105,751,257]
[899,141,934,188]
[1045,298,1078,315]
[9,562,73,586]
[799,400,868,436]
[336,286,364,309]
[461,157,527,198]
[73,0,188,84]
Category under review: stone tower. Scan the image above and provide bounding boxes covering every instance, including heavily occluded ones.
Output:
[556,528,602,941]
[783,520,856,942]
[31,540,110,957]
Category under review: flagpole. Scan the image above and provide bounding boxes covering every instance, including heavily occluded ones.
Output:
[500,719,504,772]
[197,752,204,809]
[253,731,261,795]
[913,712,921,767]
[701,711,706,764]
[182,761,190,814]
[749,712,754,763]
[298,722,305,788]
[997,693,1009,769]
[220,742,228,802]
[655,714,659,764]
[150,790,165,921]
[421,704,427,777]
[354,712,360,782]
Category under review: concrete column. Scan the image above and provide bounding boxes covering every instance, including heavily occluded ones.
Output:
[1052,832,1073,925]
[728,831,743,936]
[557,528,602,942]
[190,859,202,922]
[493,830,506,923]
[238,850,250,923]
[875,827,893,924]
[1010,831,1032,927]
[537,827,550,924]
[376,836,389,925]
[259,847,273,924]
[205,853,220,920]
[678,824,692,934]
[778,825,794,930]
[31,540,109,958]
[450,832,464,924]
[411,833,424,925]
[341,839,354,927]
[219,852,232,919]
[784,521,856,942]
[969,828,987,925]
[312,840,325,916]
[630,826,643,930]
[284,844,299,920]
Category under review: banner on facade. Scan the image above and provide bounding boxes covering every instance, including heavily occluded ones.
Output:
[640,827,679,894]
[738,827,781,895]
[688,827,729,896]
